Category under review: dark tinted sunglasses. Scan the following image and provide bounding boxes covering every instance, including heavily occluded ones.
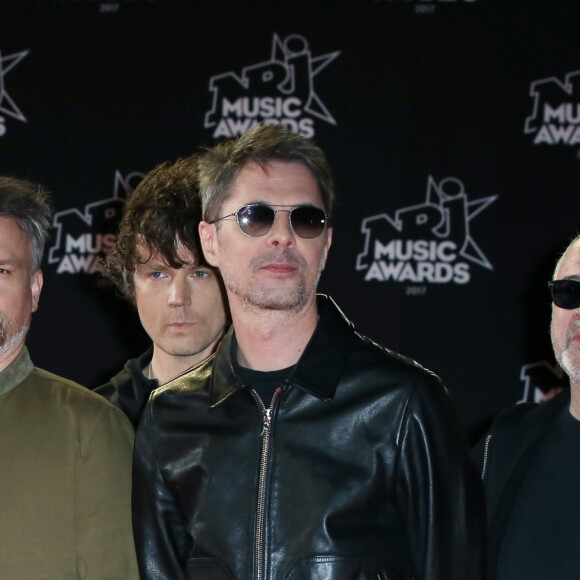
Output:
[549,279,580,309]
[211,203,328,239]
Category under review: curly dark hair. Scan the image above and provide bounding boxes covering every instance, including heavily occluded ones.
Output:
[105,154,208,301]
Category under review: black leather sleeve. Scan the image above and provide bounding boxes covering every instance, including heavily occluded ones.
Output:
[396,375,486,580]
[132,401,191,580]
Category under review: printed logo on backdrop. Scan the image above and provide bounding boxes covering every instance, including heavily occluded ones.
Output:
[58,0,158,14]
[525,69,580,147]
[356,176,497,291]
[204,34,340,139]
[518,361,567,404]
[47,171,143,278]
[0,49,29,137]
[371,0,477,15]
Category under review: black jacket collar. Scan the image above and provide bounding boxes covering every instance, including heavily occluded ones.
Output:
[209,295,354,407]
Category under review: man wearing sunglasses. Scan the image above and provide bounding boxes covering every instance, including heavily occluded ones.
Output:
[132,124,485,580]
[474,235,580,580]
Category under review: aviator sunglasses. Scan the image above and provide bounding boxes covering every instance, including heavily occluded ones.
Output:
[210,203,328,239]
[548,279,580,309]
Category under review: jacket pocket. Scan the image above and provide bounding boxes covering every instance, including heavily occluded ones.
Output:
[283,554,403,580]
[185,557,235,580]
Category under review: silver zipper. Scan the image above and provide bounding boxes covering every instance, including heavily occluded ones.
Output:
[481,433,492,479]
[252,387,283,580]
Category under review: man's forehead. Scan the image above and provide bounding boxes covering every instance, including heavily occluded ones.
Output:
[556,241,580,278]
[229,161,321,202]
[0,216,31,264]
[234,160,314,180]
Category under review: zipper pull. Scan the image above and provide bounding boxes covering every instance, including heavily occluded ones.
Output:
[261,407,272,437]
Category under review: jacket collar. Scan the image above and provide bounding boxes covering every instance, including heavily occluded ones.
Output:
[209,295,354,407]
[0,346,34,397]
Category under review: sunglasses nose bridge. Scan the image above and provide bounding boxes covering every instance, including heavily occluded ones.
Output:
[268,209,296,240]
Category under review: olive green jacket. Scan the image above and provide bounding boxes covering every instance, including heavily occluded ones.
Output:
[0,347,139,579]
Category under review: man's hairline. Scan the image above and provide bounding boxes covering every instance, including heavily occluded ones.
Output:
[205,159,329,221]
[553,236,580,280]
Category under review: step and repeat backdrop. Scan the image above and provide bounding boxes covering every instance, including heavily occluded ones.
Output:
[1,0,578,442]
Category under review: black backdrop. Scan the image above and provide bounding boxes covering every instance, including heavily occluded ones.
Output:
[1,0,579,442]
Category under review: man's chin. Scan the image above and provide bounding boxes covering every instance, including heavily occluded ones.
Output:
[234,279,320,313]
[244,290,311,312]
[157,346,203,359]
[0,326,28,357]
[561,349,580,384]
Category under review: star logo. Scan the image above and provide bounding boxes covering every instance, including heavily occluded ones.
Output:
[0,49,29,123]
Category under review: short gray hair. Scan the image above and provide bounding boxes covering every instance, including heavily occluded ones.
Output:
[0,176,52,274]
[553,233,580,279]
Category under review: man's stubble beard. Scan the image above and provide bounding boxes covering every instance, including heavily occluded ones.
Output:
[559,347,580,386]
[0,312,28,357]
[553,318,580,386]
[223,249,325,313]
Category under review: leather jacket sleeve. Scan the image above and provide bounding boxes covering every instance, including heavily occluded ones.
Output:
[133,402,190,580]
[397,375,486,580]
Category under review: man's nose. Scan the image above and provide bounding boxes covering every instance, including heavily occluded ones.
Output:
[168,277,192,306]
[266,210,295,247]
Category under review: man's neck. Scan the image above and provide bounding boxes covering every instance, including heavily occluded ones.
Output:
[147,350,209,385]
[569,382,580,420]
[231,299,319,371]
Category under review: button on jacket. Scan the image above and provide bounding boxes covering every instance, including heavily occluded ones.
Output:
[133,295,485,580]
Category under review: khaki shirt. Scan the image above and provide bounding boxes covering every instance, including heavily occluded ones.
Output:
[0,348,139,579]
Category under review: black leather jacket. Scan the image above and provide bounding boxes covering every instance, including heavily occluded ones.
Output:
[472,390,569,579]
[133,295,485,580]
[94,348,157,429]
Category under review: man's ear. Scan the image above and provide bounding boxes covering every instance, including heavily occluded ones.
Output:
[199,221,219,268]
[31,269,43,313]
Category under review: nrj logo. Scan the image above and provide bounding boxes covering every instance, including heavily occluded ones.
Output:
[519,361,566,404]
[48,171,143,275]
[356,176,497,284]
[524,69,580,146]
[204,33,340,139]
[0,49,29,137]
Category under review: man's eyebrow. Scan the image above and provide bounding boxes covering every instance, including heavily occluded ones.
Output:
[0,258,19,266]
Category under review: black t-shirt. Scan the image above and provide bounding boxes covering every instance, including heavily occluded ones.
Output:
[231,346,292,405]
[498,406,580,579]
